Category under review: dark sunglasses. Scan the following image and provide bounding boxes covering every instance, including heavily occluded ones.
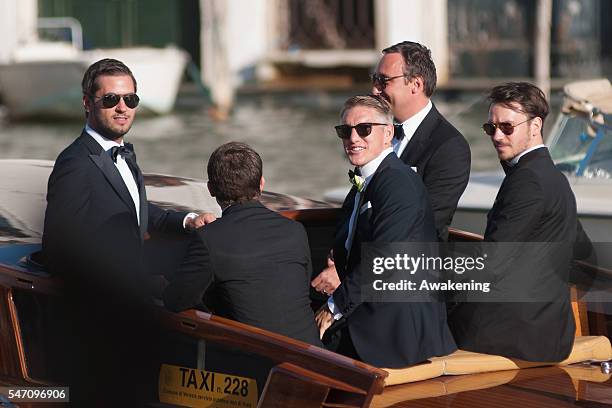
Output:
[335,122,388,139]
[91,93,140,109]
[482,118,533,136]
[370,73,408,89]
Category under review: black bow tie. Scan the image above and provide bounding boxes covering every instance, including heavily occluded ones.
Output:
[348,167,361,180]
[110,143,135,163]
[394,124,405,141]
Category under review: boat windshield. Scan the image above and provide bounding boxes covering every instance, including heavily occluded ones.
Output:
[549,112,612,179]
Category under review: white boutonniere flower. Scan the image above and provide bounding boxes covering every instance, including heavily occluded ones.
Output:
[348,169,366,192]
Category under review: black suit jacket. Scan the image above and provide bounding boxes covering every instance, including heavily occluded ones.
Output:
[449,148,577,361]
[399,104,471,241]
[163,200,320,346]
[332,153,456,367]
[43,130,186,290]
[41,130,188,402]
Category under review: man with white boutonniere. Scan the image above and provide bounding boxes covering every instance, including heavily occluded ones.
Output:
[313,95,456,367]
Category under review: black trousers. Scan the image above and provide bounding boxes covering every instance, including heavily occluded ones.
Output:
[323,319,360,361]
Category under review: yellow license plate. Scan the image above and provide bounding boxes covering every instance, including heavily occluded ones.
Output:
[159,364,258,407]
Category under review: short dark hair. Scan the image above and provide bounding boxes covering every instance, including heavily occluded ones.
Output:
[383,41,437,97]
[81,58,137,97]
[487,82,549,125]
[207,142,263,206]
[340,94,393,123]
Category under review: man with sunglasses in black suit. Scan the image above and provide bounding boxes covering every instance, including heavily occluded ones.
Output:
[312,41,471,297]
[448,82,583,362]
[44,58,212,293]
[315,95,456,367]
[372,41,471,242]
[42,58,212,403]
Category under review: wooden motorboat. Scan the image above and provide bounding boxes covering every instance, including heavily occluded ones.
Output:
[0,159,610,407]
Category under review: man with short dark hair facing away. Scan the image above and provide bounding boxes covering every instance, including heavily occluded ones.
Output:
[164,142,320,346]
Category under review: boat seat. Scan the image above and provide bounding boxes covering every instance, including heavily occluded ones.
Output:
[373,365,611,407]
[383,335,612,386]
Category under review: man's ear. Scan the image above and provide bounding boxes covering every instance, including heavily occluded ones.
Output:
[83,95,91,115]
[383,124,394,147]
[410,76,423,94]
[531,116,543,140]
[259,176,265,193]
[207,181,216,197]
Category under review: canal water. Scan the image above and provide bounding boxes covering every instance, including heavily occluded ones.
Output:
[0,89,561,201]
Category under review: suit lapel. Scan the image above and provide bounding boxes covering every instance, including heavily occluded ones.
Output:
[486,148,550,235]
[363,153,393,201]
[130,150,149,239]
[334,187,356,276]
[344,189,366,265]
[138,182,148,239]
[79,132,139,221]
[486,158,516,233]
[399,104,442,167]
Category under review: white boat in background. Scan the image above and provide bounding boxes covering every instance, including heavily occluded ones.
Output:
[0,18,188,119]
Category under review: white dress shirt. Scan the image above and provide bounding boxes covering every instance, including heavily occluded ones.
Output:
[392,100,432,158]
[508,144,546,167]
[87,125,199,230]
[87,125,141,225]
[329,147,394,319]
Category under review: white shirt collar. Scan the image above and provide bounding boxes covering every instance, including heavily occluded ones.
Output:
[508,144,546,166]
[359,147,394,184]
[393,100,432,156]
[85,124,124,151]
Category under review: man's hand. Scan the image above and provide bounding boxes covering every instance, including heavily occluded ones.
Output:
[311,255,340,295]
[185,212,217,230]
[314,304,335,340]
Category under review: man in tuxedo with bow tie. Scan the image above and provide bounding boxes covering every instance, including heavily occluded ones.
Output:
[312,41,471,295]
[372,41,471,242]
[448,82,581,362]
[42,58,210,403]
[43,58,209,293]
[315,95,456,367]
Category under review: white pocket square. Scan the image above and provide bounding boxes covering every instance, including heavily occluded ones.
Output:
[411,166,418,172]
[359,201,372,214]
